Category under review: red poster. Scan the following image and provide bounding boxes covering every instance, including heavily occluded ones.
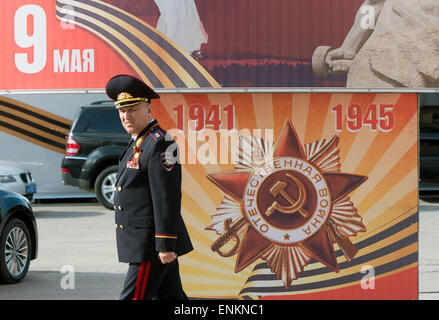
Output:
[0,1,135,90]
[1,1,437,90]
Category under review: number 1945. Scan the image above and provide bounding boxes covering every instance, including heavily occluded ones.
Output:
[332,104,394,132]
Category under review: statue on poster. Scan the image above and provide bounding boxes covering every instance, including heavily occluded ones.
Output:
[154,0,208,59]
[312,0,439,88]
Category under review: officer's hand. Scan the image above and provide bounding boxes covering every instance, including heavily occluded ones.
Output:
[159,251,177,264]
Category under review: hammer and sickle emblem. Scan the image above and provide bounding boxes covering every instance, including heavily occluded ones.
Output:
[265,173,309,218]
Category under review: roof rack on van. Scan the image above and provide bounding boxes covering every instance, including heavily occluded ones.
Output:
[90,100,113,105]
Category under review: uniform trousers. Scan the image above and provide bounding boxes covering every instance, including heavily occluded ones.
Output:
[119,253,188,300]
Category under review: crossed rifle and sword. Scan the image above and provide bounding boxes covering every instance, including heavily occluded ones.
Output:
[211,174,308,257]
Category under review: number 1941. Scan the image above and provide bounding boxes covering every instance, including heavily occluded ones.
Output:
[173,104,235,132]
[332,104,394,132]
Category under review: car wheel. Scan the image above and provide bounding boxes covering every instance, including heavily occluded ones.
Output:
[94,165,118,210]
[0,218,32,284]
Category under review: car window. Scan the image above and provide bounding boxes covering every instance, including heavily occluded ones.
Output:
[420,106,439,134]
[86,109,125,134]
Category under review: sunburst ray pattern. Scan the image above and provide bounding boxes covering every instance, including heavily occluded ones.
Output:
[150,92,417,299]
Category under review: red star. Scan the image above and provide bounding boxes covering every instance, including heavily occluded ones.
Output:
[207,120,367,283]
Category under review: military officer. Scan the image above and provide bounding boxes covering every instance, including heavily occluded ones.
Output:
[106,74,193,300]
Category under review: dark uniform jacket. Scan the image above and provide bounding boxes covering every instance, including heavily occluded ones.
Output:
[113,120,193,263]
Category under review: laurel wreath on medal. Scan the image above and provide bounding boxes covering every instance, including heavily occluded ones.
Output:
[205,120,367,288]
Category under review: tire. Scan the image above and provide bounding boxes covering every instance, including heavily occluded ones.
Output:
[0,218,32,284]
[94,165,118,210]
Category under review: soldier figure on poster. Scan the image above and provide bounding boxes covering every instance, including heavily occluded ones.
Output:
[313,0,439,88]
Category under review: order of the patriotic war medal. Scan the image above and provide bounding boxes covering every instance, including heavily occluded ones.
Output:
[205,120,368,288]
[127,146,141,169]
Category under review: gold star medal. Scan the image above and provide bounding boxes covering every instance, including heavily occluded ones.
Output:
[205,120,367,288]
[132,145,141,165]
[127,136,146,169]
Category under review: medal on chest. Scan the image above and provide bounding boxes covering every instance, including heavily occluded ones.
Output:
[127,136,146,169]
[127,145,141,169]
[126,124,158,169]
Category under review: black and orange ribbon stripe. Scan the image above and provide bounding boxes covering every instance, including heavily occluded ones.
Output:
[55,0,220,89]
[239,210,418,297]
[0,96,72,154]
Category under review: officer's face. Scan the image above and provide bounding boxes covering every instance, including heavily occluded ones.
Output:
[118,102,153,136]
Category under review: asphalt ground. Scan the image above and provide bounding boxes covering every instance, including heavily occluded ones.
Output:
[0,198,437,300]
[0,202,126,300]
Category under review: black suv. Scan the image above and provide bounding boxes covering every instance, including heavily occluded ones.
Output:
[61,101,130,209]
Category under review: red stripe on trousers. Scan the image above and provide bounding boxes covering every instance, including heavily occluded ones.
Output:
[139,262,151,300]
[133,262,151,300]
[133,263,145,300]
